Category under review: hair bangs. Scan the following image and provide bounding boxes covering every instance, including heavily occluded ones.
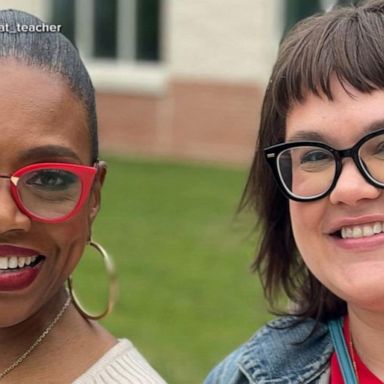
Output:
[272,7,384,117]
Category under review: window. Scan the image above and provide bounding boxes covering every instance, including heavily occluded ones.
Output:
[51,0,75,44]
[51,0,161,62]
[285,0,321,33]
[94,0,118,58]
[136,0,161,61]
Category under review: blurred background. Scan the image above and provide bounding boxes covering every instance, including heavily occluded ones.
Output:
[0,0,359,382]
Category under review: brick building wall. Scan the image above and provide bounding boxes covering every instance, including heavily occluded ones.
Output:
[97,79,263,165]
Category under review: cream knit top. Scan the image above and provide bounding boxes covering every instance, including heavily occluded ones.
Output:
[72,339,166,384]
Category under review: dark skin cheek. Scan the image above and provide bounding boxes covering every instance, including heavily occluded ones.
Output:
[33,165,106,289]
[32,203,90,276]
[51,232,88,290]
[40,164,107,283]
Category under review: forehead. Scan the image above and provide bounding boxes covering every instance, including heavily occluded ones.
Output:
[285,80,384,147]
[0,59,90,167]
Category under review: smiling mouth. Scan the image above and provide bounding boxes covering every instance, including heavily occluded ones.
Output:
[333,222,384,239]
[0,255,45,272]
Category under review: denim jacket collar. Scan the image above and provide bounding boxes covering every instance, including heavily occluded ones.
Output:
[237,316,334,383]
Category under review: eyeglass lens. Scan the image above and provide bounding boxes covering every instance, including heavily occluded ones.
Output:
[277,133,384,198]
[17,168,82,219]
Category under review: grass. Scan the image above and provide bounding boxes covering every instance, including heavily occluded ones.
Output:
[73,156,273,383]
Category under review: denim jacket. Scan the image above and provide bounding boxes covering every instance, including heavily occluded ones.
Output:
[204,316,335,384]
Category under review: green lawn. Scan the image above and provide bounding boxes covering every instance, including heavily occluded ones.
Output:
[73,156,273,383]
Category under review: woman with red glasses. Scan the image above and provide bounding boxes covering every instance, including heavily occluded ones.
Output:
[0,9,165,384]
[205,1,384,383]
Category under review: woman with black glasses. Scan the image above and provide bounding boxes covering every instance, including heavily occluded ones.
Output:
[205,1,384,383]
[0,9,165,384]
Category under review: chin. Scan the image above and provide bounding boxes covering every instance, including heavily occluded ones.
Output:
[0,295,41,328]
[0,311,30,328]
[333,277,384,312]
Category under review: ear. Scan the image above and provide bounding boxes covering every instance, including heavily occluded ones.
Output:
[88,160,107,223]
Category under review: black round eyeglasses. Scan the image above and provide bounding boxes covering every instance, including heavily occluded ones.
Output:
[264,129,384,202]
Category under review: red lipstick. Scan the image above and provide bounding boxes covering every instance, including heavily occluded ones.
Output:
[0,245,40,256]
[0,245,44,291]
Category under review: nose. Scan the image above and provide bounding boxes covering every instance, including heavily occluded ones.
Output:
[0,182,31,234]
[329,158,381,206]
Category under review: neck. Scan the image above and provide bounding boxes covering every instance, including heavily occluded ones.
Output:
[348,305,384,380]
[0,288,70,370]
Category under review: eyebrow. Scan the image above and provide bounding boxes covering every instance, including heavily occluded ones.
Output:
[286,119,384,143]
[18,145,82,164]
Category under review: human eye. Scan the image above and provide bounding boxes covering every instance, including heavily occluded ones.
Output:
[300,150,329,163]
[24,169,77,191]
[299,148,333,171]
[360,134,384,160]
[373,141,384,158]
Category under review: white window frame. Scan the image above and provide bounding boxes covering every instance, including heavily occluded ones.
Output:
[74,0,166,95]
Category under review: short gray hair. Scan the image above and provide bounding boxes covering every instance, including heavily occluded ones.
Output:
[0,9,98,162]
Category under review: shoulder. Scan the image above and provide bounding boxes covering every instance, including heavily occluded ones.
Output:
[204,316,333,384]
[73,338,167,384]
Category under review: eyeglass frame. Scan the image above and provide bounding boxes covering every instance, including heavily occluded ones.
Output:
[1,162,98,223]
[264,128,384,202]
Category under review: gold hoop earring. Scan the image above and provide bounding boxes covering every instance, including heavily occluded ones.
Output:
[68,239,118,320]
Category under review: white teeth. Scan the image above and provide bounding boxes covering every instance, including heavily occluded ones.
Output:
[0,258,7,269]
[374,222,382,234]
[0,255,40,270]
[18,257,26,268]
[341,222,384,239]
[363,226,374,237]
[8,256,18,268]
[353,227,362,238]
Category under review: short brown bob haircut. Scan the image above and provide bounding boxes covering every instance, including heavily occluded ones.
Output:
[242,0,384,323]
